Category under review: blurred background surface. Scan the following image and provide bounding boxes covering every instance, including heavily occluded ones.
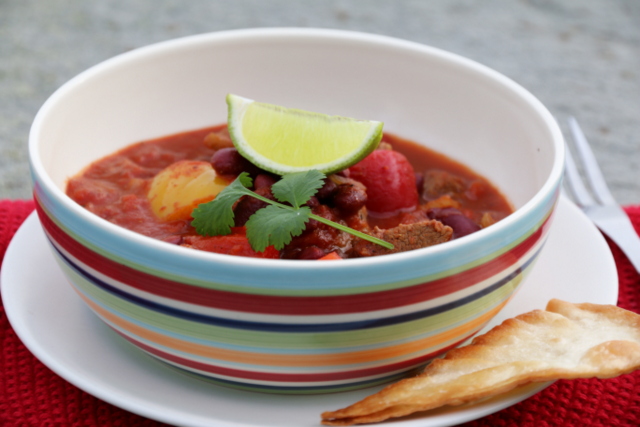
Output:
[1,0,638,203]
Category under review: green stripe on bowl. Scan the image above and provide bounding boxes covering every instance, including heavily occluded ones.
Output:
[60,257,530,351]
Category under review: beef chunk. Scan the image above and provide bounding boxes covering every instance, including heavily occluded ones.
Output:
[203,128,233,150]
[422,169,467,199]
[352,219,453,257]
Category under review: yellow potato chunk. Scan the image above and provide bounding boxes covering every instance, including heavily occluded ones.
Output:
[148,160,228,221]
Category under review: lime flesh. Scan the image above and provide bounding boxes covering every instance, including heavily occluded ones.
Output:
[226,94,383,175]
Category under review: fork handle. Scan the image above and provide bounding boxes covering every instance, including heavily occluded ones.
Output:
[586,206,640,274]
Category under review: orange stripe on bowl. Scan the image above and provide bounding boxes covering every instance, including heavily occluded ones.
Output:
[79,293,509,368]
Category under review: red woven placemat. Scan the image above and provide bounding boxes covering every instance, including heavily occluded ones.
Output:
[1,200,639,427]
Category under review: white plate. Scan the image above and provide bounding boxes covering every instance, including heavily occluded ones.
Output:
[1,196,618,427]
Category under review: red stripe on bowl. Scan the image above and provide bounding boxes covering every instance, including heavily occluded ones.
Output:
[36,202,549,315]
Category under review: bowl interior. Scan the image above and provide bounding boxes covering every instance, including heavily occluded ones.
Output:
[32,29,558,217]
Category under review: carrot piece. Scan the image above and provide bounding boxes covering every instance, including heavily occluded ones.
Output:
[318,251,342,261]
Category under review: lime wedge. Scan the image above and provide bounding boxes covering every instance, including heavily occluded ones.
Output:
[226,94,383,175]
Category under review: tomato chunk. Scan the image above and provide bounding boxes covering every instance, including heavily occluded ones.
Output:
[182,227,279,258]
[348,150,419,216]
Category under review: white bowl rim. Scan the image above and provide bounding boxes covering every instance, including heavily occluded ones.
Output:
[29,27,565,271]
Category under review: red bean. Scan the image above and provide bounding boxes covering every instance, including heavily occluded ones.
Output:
[254,173,277,189]
[211,148,260,177]
[297,246,326,260]
[332,184,367,215]
[233,187,274,226]
[428,208,480,238]
[306,196,320,208]
[316,179,338,201]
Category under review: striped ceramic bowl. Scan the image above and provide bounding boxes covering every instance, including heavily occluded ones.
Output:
[29,29,564,393]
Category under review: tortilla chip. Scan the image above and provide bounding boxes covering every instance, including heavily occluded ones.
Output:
[321,300,640,425]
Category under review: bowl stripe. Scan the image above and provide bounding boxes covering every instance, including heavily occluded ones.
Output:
[56,246,517,364]
[75,287,508,367]
[167,367,406,394]
[59,252,531,358]
[60,251,528,374]
[53,236,540,333]
[37,201,551,316]
[50,226,544,323]
[111,329,468,383]
[56,245,530,387]
[34,195,552,293]
[63,275,520,371]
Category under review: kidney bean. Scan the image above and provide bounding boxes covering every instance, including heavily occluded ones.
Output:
[333,184,367,215]
[233,186,274,226]
[428,208,480,238]
[426,207,455,220]
[297,246,326,260]
[306,196,320,208]
[316,179,338,202]
[441,214,481,238]
[211,148,260,177]
[254,173,277,190]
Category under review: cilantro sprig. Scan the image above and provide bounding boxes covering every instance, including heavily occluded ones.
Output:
[191,171,393,253]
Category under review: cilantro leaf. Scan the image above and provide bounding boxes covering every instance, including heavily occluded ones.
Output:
[191,168,394,254]
[271,170,325,208]
[245,205,311,251]
[191,172,253,236]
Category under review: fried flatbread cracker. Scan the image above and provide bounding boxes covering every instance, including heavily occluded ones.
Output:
[321,300,640,425]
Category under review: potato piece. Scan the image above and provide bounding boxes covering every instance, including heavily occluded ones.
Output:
[148,160,228,221]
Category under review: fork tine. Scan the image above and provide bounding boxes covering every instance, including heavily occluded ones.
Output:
[564,144,595,207]
[567,117,617,205]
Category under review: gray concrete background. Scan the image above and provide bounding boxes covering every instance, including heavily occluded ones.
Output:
[1,0,639,203]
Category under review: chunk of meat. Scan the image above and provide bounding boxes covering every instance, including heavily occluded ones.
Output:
[422,169,467,199]
[352,220,453,257]
[203,128,234,150]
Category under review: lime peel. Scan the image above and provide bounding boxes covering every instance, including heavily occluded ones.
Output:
[226,94,383,175]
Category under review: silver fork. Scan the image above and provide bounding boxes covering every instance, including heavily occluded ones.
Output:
[564,117,640,274]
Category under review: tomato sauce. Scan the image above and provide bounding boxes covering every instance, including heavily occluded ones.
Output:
[67,127,217,243]
[66,125,513,259]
